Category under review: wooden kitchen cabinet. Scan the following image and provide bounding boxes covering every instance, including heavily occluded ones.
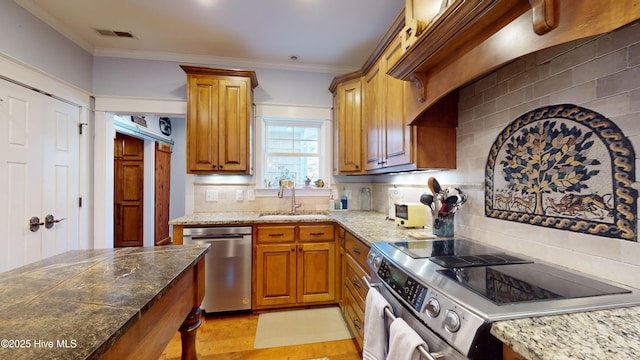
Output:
[330,73,364,175]
[181,65,258,174]
[339,228,371,351]
[254,223,337,309]
[364,34,413,172]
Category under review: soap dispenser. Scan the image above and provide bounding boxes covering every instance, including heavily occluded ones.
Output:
[341,187,348,210]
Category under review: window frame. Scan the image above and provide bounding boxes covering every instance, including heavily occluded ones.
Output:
[254,104,332,194]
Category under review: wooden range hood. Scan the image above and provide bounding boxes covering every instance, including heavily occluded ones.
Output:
[392,0,640,125]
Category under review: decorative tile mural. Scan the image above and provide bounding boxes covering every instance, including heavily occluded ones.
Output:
[485,104,637,241]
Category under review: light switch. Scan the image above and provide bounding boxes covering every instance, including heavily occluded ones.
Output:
[247,190,256,201]
[236,190,244,201]
[205,190,218,202]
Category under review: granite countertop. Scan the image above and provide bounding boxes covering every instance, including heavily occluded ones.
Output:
[491,307,640,360]
[0,245,209,360]
[169,210,429,246]
[170,210,640,360]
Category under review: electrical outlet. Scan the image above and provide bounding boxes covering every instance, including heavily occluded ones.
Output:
[247,190,256,201]
[205,190,218,202]
[346,190,352,198]
[236,190,244,201]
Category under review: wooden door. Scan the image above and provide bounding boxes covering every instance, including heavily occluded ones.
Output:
[0,79,80,271]
[154,142,171,245]
[114,133,144,247]
[297,242,336,303]
[384,36,412,167]
[336,78,363,173]
[186,75,219,172]
[255,244,297,307]
[218,78,249,172]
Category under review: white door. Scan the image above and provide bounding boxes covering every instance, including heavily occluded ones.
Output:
[0,79,80,272]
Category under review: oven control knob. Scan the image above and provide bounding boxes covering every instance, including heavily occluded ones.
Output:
[372,256,381,268]
[444,310,461,333]
[424,298,440,318]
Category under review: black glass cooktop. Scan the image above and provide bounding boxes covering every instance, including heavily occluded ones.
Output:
[389,239,631,304]
[391,239,531,267]
[438,263,631,304]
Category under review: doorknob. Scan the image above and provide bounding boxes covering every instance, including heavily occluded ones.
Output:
[29,217,44,232]
[44,214,66,229]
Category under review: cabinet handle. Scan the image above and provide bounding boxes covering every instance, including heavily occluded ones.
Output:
[353,318,362,330]
[351,279,361,288]
[212,164,217,168]
[268,233,285,237]
[309,232,325,236]
[219,165,223,168]
[291,247,295,252]
[352,247,361,254]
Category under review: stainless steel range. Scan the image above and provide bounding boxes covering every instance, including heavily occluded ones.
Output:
[366,239,640,359]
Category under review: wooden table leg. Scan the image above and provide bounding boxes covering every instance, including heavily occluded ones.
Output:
[179,307,202,360]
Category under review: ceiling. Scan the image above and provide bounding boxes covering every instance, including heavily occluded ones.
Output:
[16,0,405,73]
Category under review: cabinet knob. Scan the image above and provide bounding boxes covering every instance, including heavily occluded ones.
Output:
[219,165,223,168]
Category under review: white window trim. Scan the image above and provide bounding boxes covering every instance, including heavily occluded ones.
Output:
[254,104,332,197]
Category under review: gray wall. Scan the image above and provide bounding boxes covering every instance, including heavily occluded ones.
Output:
[0,1,93,91]
[92,57,336,106]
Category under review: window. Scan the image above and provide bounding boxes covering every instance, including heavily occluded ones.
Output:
[263,119,323,187]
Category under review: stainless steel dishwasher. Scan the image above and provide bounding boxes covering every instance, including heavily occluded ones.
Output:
[183,226,252,313]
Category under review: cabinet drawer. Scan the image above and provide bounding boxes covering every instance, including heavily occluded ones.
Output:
[256,226,295,243]
[345,255,369,311]
[344,232,370,269]
[299,224,334,242]
[343,286,364,350]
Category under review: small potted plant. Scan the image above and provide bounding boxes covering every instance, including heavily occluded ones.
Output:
[304,175,313,187]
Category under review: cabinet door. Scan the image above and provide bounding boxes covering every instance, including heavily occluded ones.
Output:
[187,75,219,172]
[218,78,249,172]
[255,244,297,307]
[297,242,336,303]
[336,78,363,174]
[364,63,384,171]
[383,36,412,167]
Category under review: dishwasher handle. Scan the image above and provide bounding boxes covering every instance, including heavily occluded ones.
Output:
[183,226,252,237]
[187,234,248,241]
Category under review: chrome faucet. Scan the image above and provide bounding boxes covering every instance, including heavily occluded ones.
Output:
[291,185,302,213]
[276,178,302,213]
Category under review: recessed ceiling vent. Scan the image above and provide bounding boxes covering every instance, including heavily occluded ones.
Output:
[94,28,136,39]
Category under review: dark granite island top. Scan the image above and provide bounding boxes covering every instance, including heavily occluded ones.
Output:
[0,245,209,360]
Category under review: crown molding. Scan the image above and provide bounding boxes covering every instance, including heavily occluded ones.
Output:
[93,48,359,74]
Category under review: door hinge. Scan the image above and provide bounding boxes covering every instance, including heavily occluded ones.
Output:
[78,197,82,207]
[78,123,88,135]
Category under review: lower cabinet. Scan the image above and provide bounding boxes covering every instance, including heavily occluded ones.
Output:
[254,223,337,309]
[503,344,527,360]
[339,228,371,351]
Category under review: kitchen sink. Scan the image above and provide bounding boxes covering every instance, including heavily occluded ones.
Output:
[258,213,330,220]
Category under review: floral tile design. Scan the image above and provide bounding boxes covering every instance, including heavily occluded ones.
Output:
[485,104,637,241]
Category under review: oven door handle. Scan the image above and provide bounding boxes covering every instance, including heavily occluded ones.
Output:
[362,276,445,360]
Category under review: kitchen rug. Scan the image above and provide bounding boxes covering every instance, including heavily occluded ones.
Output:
[254,307,353,349]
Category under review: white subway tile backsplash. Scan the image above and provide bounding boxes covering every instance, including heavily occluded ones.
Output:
[455,22,640,288]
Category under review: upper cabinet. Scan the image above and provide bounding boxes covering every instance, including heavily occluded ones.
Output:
[331,73,364,175]
[364,34,413,172]
[331,11,457,174]
[181,65,258,174]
